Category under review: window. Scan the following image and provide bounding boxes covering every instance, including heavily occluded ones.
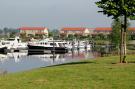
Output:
[50,43,56,46]
[58,43,64,47]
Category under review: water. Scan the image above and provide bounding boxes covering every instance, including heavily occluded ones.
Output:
[0,49,95,73]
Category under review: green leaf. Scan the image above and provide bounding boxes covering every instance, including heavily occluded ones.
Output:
[130,16,135,20]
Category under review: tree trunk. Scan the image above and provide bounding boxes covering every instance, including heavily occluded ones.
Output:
[122,15,127,63]
[120,25,124,63]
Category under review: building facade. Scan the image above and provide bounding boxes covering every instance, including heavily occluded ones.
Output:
[60,27,90,37]
[129,28,135,34]
[94,27,112,35]
[19,27,49,37]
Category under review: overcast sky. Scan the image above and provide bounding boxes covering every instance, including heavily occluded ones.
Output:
[0,0,135,29]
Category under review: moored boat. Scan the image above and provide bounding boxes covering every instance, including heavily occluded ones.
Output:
[0,46,7,53]
[1,37,27,52]
[28,39,68,54]
[0,41,7,53]
[65,41,91,50]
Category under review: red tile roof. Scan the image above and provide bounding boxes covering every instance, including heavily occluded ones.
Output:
[19,27,48,30]
[128,28,135,30]
[95,27,112,31]
[61,27,86,31]
[95,27,135,31]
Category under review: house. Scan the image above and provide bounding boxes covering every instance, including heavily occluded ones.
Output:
[94,27,135,35]
[94,27,112,35]
[60,27,90,37]
[128,27,135,34]
[88,28,95,36]
[19,27,49,37]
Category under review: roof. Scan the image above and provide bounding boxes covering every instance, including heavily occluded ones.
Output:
[61,27,86,31]
[95,27,135,31]
[19,27,48,30]
[128,28,135,31]
[95,27,112,31]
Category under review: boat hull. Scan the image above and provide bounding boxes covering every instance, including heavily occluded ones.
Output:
[0,47,7,54]
[28,45,68,54]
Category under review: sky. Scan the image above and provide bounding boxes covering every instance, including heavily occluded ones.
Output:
[0,0,135,29]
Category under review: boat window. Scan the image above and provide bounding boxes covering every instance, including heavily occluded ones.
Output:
[50,43,56,46]
[17,39,20,42]
[58,43,64,47]
[2,42,5,45]
[40,42,44,45]
[7,39,15,41]
[63,43,66,46]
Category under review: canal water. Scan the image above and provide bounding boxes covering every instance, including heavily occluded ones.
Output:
[0,49,97,73]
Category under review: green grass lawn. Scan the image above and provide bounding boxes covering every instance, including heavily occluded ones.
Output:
[0,55,135,89]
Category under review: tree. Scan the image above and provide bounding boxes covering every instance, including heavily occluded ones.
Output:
[49,32,53,37]
[96,0,135,63]
[111,18,121,47]
[67,34,74,41]
[9,32,16,38]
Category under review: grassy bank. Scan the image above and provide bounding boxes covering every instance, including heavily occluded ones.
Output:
[0,56,135,89]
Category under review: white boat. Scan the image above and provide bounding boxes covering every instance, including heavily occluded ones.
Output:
[1,37,27,52]
[28,38,68,54]
[0,41,7,53]
[65,41,91,50]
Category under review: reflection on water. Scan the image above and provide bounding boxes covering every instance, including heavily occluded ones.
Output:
[0,49,94,73]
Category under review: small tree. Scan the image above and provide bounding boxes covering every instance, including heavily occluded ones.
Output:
[9,32,16,38]
[67,34,74,41]
[96,0,135,63]
[111,18,121,47]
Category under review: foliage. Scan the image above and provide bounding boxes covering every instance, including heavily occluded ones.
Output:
[48,30,53,37]
[35,34,44,39]
[74,34,80,40]
[95,0,135,19]
[130,34,135,40]
[111,18,121,46]
[67,34,74,40]
[92,34,109,41]
[0,27,19,38]
[96,0,135,62]
[130,16,135,20]
[9,32,16,38]
[52,29,59,36]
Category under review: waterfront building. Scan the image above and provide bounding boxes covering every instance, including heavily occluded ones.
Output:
[19,27,49,37]
[129,28,135,34]
[60,27,90,37]
[94,27,112,35]
[94,27,135,35]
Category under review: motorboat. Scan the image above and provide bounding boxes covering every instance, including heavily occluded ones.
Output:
[1,37,27,52]
[27,38,68,54]
[0,41,7,53]
[65,41,91,50]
